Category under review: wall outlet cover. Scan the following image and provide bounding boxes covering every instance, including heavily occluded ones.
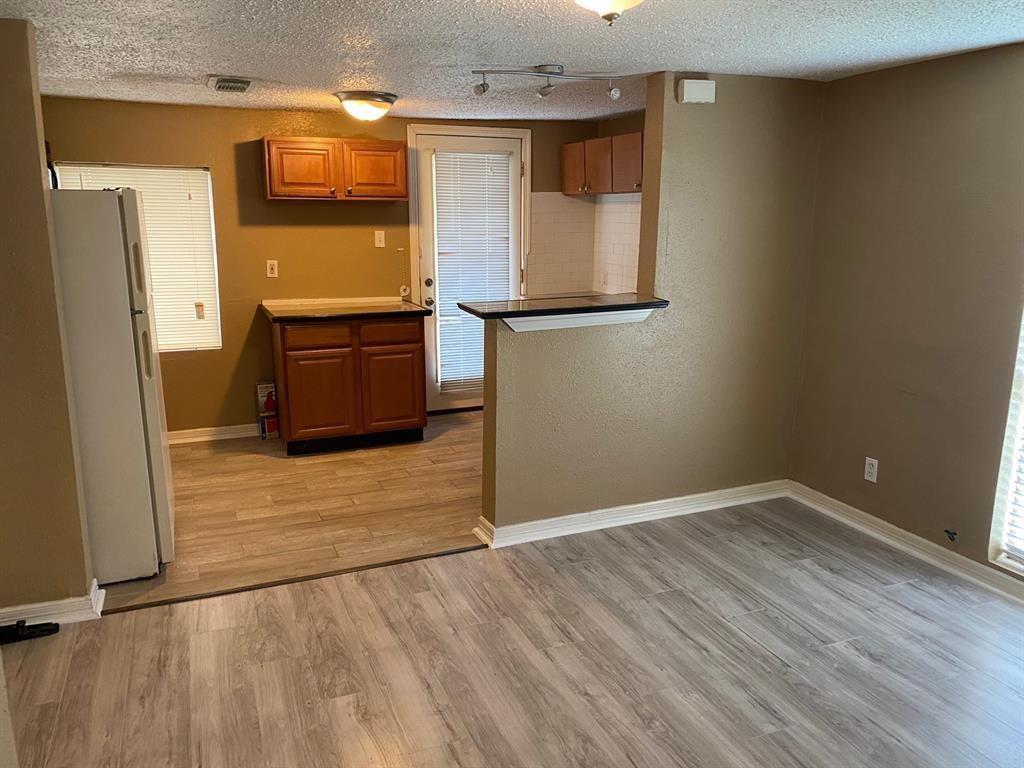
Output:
[864,456,879,483]
[374,230,386,248]
[266,259,278,278]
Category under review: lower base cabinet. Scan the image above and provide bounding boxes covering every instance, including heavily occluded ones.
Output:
[271,316,427,453]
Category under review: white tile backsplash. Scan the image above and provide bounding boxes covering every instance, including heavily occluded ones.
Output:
[526,191,640,297]
[528,192,595,295]
[592,193,641,294]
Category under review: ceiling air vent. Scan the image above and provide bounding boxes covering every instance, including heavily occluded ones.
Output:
[206,75,252,93]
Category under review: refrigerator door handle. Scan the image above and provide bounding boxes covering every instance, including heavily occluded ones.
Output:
[140,328,154,380]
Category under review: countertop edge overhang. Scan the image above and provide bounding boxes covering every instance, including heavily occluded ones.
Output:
[457,293,668,332]
[261,300,432,322]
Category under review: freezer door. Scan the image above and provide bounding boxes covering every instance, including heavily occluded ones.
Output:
[50,189,160,584]
[122,190,176,563]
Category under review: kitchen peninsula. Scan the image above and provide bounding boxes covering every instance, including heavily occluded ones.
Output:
[261,299,432,455]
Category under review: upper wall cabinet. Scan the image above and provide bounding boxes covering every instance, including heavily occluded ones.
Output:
[342,140,407,199]
[612,133,643,193]
[263,136,408,201]
[560,131,643,197]
[265,137,339,199]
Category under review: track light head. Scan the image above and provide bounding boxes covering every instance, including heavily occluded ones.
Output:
[537,78,555,99]
[607,80,621,100]
[472,75,490,96]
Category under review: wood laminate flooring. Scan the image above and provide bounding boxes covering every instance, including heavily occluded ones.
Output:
[103,411,484,612]
[6,496,1024,767]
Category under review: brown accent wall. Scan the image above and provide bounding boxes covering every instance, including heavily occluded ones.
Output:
[40,97,598,430]
[484,72,823,526]
[0,20,92,607]
[792,44,1024,575]
[598,111,645,137]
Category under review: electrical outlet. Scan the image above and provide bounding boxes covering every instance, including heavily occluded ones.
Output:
[374,230,386,248]
[266,259,278,278]
[864,456,879,483]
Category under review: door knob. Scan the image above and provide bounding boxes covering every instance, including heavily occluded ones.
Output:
[425,297,435,306]
[424,278,433,287]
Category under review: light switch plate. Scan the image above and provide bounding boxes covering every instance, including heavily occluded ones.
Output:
[374,230,386,248]
[266,259,278,278]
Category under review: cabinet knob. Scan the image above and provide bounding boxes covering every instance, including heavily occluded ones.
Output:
[577,186,583,192]
[425,297,435,306]
[330,186,336,194]
[346,186,353,195]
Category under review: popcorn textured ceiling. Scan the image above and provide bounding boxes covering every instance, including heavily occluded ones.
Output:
[1,0,1021,119]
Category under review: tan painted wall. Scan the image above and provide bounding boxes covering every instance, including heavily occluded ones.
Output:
[0,20,92,607]
[485,72,823,526]
[40,97,598,430]
[792,44,1024,575]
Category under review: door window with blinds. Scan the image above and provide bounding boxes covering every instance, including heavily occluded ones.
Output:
[431,149,520,394]
[55,164,222,352]
[991,316,1024,574]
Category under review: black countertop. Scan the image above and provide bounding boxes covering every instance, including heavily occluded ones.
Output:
[457,292,669,320]
[261,300,432,323]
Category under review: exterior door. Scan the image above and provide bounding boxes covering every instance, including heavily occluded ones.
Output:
[415,134,523,411]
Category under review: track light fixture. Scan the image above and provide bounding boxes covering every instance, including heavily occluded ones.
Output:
[472,74,490,96]
[469,64,628,102]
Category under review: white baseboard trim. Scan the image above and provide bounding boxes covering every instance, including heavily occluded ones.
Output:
[0,579,105,627]
[168,424,259,445]
[784,482,1024,605]
[478,480,791,548]
[476,479,1024,605]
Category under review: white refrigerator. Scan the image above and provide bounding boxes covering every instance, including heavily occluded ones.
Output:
[51,188,175,584]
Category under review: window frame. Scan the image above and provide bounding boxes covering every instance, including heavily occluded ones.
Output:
[990,305,1024,577]
[53,161,223,353]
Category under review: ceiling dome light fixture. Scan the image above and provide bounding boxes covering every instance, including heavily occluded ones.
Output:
[334,91,397,121]
[574,0,645,26]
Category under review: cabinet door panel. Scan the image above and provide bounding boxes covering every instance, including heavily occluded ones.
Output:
[612,132,643,193]
[583,137,612,194]
[360,344,426,432]
[285,348,360,438]
[342,140,408,198]
[561,141,586,196]
[265,138,339,199]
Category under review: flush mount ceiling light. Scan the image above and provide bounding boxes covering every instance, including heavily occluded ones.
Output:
[334,91,397,121]
[470,64,626,102]
[574,0,645,26]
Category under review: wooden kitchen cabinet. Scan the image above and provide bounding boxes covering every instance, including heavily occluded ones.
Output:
[263,136,408,201]
[264,137,339,199]
[267,309,429,454]
[583,137,613,195]
[560,131,643,197]
[284,348,360,439]
[612,132,643,193]
[561,141,587,195]
[360,344,426,432]
[341,140,407,198]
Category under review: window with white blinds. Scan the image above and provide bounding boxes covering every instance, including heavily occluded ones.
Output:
[433,151,515,393]
[54,164,222,352]
[992,318,1024,573]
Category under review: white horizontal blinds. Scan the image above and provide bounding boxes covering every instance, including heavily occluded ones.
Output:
[994,316,1024,566]
[55,164,222,352]
[433,151,513,393]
